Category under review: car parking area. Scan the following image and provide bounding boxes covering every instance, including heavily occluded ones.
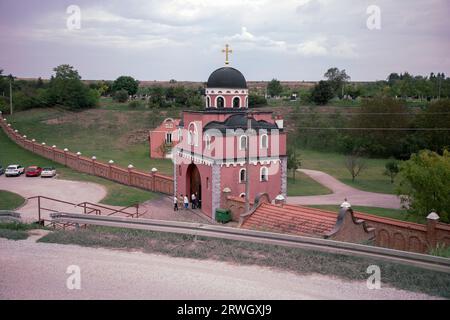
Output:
[0,174,107,222]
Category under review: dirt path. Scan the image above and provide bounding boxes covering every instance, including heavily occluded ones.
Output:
[0,238,439,300]
[287,169,403,209]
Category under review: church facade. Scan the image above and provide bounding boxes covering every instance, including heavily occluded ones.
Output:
[172,49,287,219]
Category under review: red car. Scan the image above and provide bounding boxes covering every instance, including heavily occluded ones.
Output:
[25,166,42,177]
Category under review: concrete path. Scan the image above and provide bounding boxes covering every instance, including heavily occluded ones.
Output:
[0,175,107,222]
[0,238,438,300]
[287,169,403,209]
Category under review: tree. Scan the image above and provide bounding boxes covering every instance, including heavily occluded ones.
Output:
[287,148,302,182]
[324,67,351,97]
[267,79,283,97]
[397,150,450,223]
[47,64,98,110]
[345,149,367,182]
[248,94,267,108]
[113,89,129,103]
[112,76,139,95]
[310,81,334,105]
[53,64,81,80]
[384,159,400,183]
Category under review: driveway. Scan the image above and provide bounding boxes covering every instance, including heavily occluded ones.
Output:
[0,238,437,300]
[287,169,403,209]
[0,175,107,222]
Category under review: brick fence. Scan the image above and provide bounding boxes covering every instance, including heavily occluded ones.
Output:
[226,196,450,254]
[0,116,173,195]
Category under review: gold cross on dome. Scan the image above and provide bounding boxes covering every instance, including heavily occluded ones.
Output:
[222,44,233,65]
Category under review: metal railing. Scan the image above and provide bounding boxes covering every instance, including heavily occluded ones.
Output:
[27,196,147,227]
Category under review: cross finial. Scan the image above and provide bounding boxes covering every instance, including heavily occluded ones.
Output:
[222,44,233,65]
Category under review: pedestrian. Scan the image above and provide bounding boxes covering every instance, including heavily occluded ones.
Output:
[173,195,178,211]
[183,195,189,210]
[191,193,196,209]
[195,192,200,209]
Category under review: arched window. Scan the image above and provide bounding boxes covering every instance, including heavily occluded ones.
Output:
[260,134,268,149]
[239,135,247,150]
[239,168,246,183]
[206,96,211,108]
[216,96,224,108]
[188,122,198,146]
[205,134,211,150]
[260,166,269,182]
[233,97,240,108]
[245,97,248,108]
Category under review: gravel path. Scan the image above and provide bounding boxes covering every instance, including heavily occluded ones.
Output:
[287,169,403,209]
[0,175,107,221]
[0,238,440,300]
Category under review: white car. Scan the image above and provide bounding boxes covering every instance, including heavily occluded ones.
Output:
[41,167,56,178]
[5,164,25,177]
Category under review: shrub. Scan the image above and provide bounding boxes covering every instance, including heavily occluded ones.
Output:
[113,89,129,103]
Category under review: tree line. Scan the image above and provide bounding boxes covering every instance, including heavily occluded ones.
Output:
[266,68,450,105]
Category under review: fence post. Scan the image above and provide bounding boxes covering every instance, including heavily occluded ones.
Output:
[128,164,134,186]
[426,211,440,249]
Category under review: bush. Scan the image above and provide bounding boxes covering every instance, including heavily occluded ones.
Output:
[128,100,142,109]
[310,81,334,105]
[113,89,129,103]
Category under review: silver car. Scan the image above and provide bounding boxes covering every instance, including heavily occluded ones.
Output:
[41,167,56,178]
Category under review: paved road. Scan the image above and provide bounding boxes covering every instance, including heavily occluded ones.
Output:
[0,238,437,300]
[0,175,107,221]
[287,169,403,209]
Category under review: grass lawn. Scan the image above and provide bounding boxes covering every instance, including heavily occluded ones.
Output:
[299,149,396,194]
[0,190,26,210]
[306,205,425,224]
[0,222,41,240]
[39,225,450,298]
[0,129,157,206]
[287,171,331,196]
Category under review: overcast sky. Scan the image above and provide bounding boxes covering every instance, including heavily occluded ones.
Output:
[1,0,449,81]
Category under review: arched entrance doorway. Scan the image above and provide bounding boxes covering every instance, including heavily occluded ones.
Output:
[186,163,202,208]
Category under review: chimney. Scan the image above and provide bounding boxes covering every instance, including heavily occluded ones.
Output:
[275,115,284,129]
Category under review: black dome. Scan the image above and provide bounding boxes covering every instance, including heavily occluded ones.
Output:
[207,67,247,89]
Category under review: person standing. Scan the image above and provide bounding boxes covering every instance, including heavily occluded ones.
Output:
[183,195,189,210]
[191,193,197,209]
[173,195,178,211]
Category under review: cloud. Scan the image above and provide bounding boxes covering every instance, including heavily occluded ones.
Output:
[225,27,287,51]
[296,38,328,56]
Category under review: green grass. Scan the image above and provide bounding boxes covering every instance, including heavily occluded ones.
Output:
[0,222,41,240]
[0,128,157,206]
[7,106,173,175]
[39,225,450,298]
[287,171,331,196]
[300,149,396,194]
[0,190,26,210]
[306,205,424,224]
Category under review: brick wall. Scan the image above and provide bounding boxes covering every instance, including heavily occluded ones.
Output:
[226,196,450,254]
[0,116,173,195]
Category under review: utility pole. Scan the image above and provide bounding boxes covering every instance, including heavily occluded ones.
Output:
[8,75,13,115]
[244,112,252,213]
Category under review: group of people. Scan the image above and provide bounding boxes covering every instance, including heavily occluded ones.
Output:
[173,192,200,211]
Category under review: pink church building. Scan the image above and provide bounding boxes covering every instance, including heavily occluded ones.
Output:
[149,118,180,159]
[173,63,287,219]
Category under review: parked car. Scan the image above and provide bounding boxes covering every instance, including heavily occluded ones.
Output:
[25,166,42,177]
[5,164,25,177]
[0,165,4,176]
[41,167,56,178]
